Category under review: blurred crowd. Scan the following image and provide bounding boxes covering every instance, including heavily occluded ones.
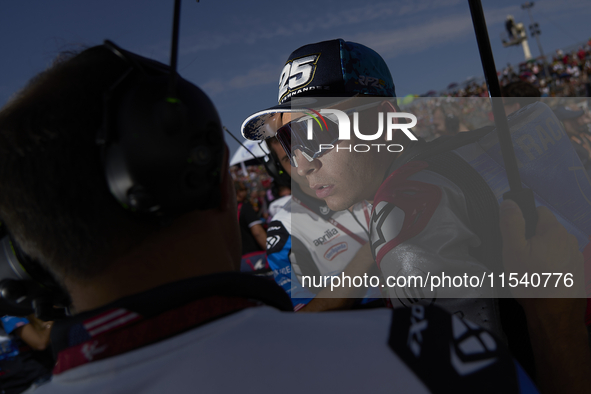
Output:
[499,40,591,98]
[230,165,291,225]
[439,39,591,98]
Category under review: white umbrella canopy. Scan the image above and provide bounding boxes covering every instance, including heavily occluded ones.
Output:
[229,139,269,166]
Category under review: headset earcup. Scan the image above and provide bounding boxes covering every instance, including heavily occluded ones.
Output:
[263,141,291,186]
[102,74,224,217]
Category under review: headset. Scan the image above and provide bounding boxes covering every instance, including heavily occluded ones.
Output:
[0,0,225,319]
[261,140,291,187]
[98,40,224,218]
[0,221,71,319]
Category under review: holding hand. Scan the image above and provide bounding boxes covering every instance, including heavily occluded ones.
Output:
[499,199,590,394]
[500,199,584,307]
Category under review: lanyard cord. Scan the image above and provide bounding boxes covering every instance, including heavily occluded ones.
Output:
[349,205,370,240]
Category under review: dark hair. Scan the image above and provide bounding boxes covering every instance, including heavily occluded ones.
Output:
[502,81,541,107]
[0,46,153,280]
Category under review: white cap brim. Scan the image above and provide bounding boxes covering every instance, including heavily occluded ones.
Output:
[241,98,323,141]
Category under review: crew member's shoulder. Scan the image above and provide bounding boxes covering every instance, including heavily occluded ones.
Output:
[269,199,292,233]
[268,195,291,218]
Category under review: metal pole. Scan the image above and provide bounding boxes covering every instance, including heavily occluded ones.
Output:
[468,0,520,188]
[167,0,181,100]
[467,0,538,237]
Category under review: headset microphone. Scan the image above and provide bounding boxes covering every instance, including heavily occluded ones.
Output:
[261,140,291,187]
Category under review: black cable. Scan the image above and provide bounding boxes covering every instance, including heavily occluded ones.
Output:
[349,207,370,240]
[223,126,266,166]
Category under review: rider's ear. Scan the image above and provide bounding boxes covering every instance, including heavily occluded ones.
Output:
[378,100,398,113]
[378,101,398,131]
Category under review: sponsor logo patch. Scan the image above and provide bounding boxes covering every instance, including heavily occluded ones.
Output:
[450,315,498,375]
[324,242,348,261]
[267,235,281,249]
[82,341,107,361]
[313,228,338,246]
[357,75,386,88]
[407,305,428,357]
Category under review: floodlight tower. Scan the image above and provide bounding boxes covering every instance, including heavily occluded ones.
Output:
[521,2,551,82]
[501,15,532,61]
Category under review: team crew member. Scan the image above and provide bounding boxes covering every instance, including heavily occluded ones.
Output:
[265,138,380,312]
[235,181,267,272]
[266,193,290,219]
[0,42,572,393]
[235,181,266,255]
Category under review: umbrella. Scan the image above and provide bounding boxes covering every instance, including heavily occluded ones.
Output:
[229,139,269,166]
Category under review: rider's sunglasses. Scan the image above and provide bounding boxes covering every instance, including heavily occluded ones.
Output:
[275,98,393,167]
[275,114,340,167]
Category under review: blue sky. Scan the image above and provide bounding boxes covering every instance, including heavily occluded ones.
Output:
[1,0,590,156]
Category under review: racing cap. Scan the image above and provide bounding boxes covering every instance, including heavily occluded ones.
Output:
[241,39,396,141]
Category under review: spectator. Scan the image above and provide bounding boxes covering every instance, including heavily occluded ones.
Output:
[431,105,447,136]
[431,104,467,138]
[501,80,541,115]
[235,182,266,252]
[0,315,53,394]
